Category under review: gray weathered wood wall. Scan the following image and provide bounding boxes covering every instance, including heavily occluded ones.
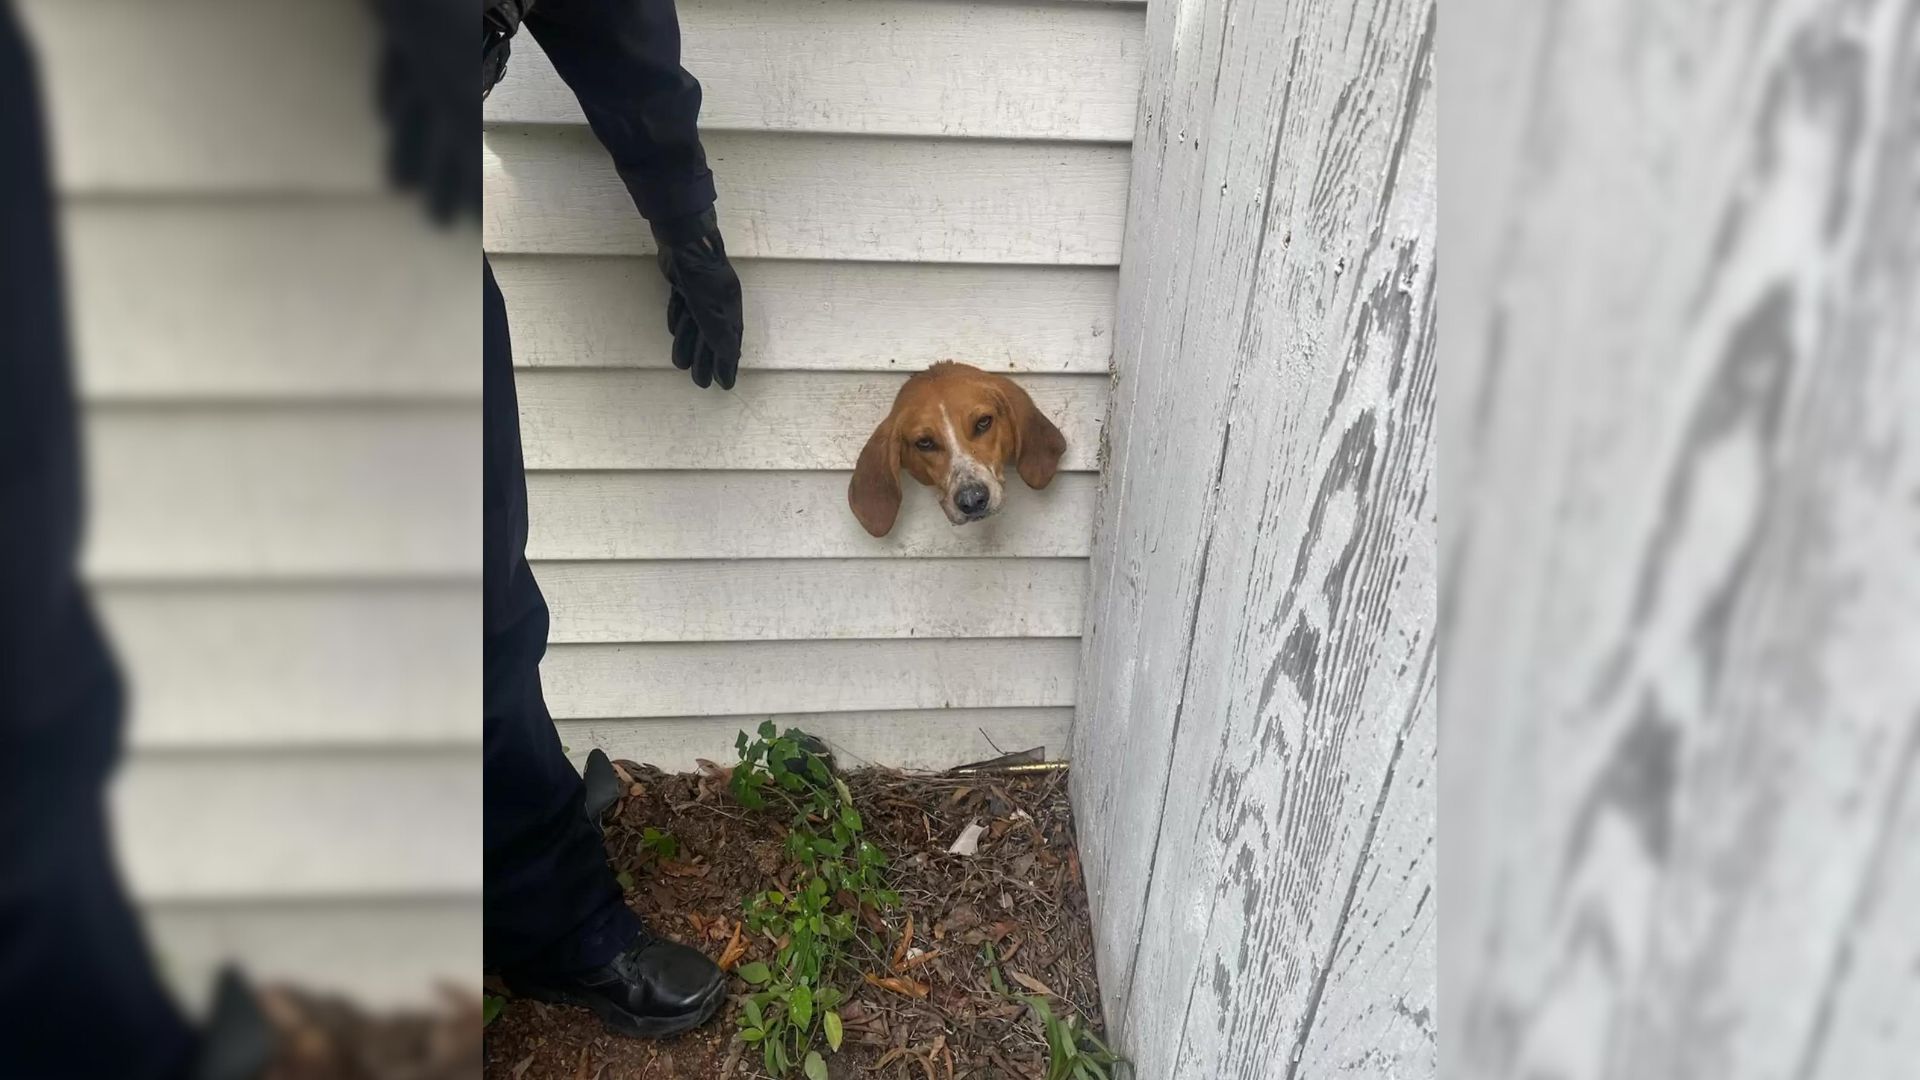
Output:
[1070,0,1436,1075]
[1443,0,1920,1076]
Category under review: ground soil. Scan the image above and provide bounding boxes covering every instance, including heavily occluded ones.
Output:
[251,984,482,1079]
[483,762,1107,1079]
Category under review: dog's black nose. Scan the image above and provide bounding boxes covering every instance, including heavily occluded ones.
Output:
[955,484,990,517]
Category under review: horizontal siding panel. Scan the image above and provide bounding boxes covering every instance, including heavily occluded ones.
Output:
[486,0,1144,142]
[21,0,382,193]
[542,638,1079,718]
[147,898,480,1013]
[65,202,476,400]
[99,584,479,748]
[484,127,1129,263]
[518,370,1104,471]
[114,751,481,901]
[492,256,1116,374]
[528,471,1096,559]
[83,407,480,578]
[538,558,1086,642]
[556,707,1073,774]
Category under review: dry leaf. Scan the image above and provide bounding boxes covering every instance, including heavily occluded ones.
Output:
[892,914,915,970]
[717,923,747,972]
[864,973,931,999]
[1010,971,1056,998]
[897,949,943,972]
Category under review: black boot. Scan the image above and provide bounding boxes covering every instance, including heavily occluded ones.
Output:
[504,933,726,1039]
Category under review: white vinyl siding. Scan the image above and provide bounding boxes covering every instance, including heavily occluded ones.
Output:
[20,0,479,1010]
[485,0,1144,772]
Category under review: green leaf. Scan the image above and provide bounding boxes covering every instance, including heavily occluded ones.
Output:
[823,1009,844,1051]
[736,730,750,756]
[764,1041,780,1078]
[737,962,772,985]
[789,984,814,1029]
[743,997,765,1030]
[482,995,505,1026]
[739,1027,765,1043]
[760,720,778,739]
[804,1051,829,1080]
[615,870,635,890]
[832,777,855,806]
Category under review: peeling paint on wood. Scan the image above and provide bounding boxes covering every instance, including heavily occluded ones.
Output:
[1443,0,1920,1077]
[1071,0,1436,1077]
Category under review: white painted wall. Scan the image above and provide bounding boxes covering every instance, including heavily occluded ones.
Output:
[484,0,1146,772]
[19,0,480,1010]
[1071,0,1436,1076]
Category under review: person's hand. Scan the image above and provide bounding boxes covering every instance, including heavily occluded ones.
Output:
[369,0,476,224]
[651,209,744,390]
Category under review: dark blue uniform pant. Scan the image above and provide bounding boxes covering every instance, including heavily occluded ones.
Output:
[484,261,642,974]
[0,6,198,1078]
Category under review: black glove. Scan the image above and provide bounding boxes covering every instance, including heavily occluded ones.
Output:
[652,209,744,390]
[368,0,476,224]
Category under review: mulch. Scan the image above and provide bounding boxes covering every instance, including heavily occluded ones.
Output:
[483,761,1108,1080]
[252,984,482,1079]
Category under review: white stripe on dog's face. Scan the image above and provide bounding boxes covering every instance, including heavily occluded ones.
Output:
[938,402,1004,524]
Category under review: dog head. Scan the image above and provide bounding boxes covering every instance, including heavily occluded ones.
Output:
[849,362,1067,537]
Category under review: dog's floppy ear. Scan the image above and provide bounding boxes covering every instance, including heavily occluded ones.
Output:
[1002,377,1067,489]
[849,414,903,537]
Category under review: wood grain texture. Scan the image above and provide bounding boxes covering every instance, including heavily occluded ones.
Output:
[19,0,382,193]
[516,370,1104,471]
[1443,1,1920,1077]
[65,201,477,400]
[555,707,1073,774]
[537,558,1086,642]
[484,127,1130,263]
[82,406,480,578]
[541,638,1079,719]
[114,750,482,901]
[1070,0,1436,1076]
[491,255,1117,374]
[486,0,1145,141]
[526,471,1097,560]
[97,584,479,747]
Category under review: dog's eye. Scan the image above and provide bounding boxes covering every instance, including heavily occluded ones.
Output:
[915,436,938,452]
[973,415,993,435]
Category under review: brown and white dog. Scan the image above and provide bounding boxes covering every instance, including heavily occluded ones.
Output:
[849,362,1067,537]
